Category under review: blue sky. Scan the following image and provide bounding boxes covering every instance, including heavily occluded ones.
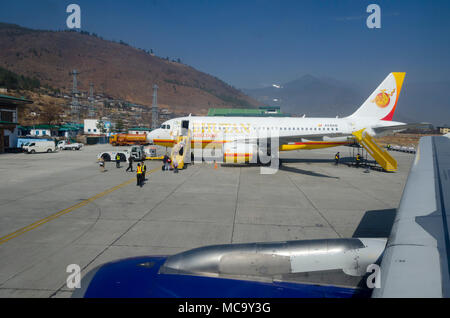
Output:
[0,0,449,89]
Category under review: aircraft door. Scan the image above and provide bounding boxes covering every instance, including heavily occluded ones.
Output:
[181,120,189,136]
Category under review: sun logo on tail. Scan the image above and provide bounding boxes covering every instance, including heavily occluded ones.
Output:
[372,88,396,108]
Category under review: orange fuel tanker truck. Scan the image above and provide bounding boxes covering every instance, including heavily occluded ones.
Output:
[109,134,149,146]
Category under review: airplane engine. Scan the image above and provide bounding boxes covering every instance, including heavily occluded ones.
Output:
[160,238,387,277]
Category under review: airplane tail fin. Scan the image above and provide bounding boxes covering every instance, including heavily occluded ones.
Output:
[348,72,405,121]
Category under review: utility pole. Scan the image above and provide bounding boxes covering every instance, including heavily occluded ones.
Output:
[88,82,95,118]
[151,84,159,130]
[69,69,80,122]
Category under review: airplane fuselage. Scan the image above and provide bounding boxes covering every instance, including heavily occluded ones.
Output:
[147,116,404,151]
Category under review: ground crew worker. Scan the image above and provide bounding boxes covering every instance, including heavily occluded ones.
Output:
[126,156,133,172]
[116,153,121,168]
[334,152,340,165]
[142,162,147,180]
[99,157,105,172]
[356,153,361,167]
[136,163,143,187]
[179,141,185,156]
[173,158,179,173]
[162,154,168,171]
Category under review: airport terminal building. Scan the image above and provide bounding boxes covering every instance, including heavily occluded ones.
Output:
[0,94,33,153]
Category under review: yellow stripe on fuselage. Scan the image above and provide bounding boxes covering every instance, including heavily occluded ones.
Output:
[153,139,348,151]
[279,141,348,151]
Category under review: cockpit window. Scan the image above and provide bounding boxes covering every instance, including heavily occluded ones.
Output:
[166,125,170,129]
[160,124,171,129]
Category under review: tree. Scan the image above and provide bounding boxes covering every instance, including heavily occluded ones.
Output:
[40,104,63,125]
[96,119,107,134]
[0,66,40,90]
[114,119,124,133]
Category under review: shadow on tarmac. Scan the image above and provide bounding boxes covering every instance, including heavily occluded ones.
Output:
[280,157,354,164]
[279,164,339,179]
[352,209,397,238]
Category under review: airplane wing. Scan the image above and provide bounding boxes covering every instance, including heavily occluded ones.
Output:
[372,135,450,298]
[278,133,346,144]
[372,122,433,135]
[233,123,431,144]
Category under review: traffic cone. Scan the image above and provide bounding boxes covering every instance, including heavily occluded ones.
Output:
[214,161,218,169]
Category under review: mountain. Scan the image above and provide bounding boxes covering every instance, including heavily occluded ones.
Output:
[243,75,364,118]
[398,80,450,126]
[243,75,450,126]
[0,22,259,115]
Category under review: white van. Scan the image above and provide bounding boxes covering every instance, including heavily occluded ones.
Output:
[24,141,56,154]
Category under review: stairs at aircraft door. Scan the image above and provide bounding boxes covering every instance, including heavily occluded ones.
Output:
[352,129,397,172]
[170,129,191,169]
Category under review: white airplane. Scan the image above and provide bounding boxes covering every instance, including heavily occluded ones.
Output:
[147,72,420,162]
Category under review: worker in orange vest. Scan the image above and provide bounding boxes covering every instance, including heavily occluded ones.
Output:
[136,163,143,187]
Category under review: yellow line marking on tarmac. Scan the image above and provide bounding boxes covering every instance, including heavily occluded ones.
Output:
[0,167,160,246]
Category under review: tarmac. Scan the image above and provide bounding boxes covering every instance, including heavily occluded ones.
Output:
[0,144,415,297]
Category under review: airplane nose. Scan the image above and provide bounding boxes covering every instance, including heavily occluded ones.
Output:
[146,131,155,144]
[147,129,163,144]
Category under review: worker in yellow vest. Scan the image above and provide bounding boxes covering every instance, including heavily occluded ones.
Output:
[356,153,361,167]
[136,163,143,187]
[116,153,121,168]
[334,152,340,166]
